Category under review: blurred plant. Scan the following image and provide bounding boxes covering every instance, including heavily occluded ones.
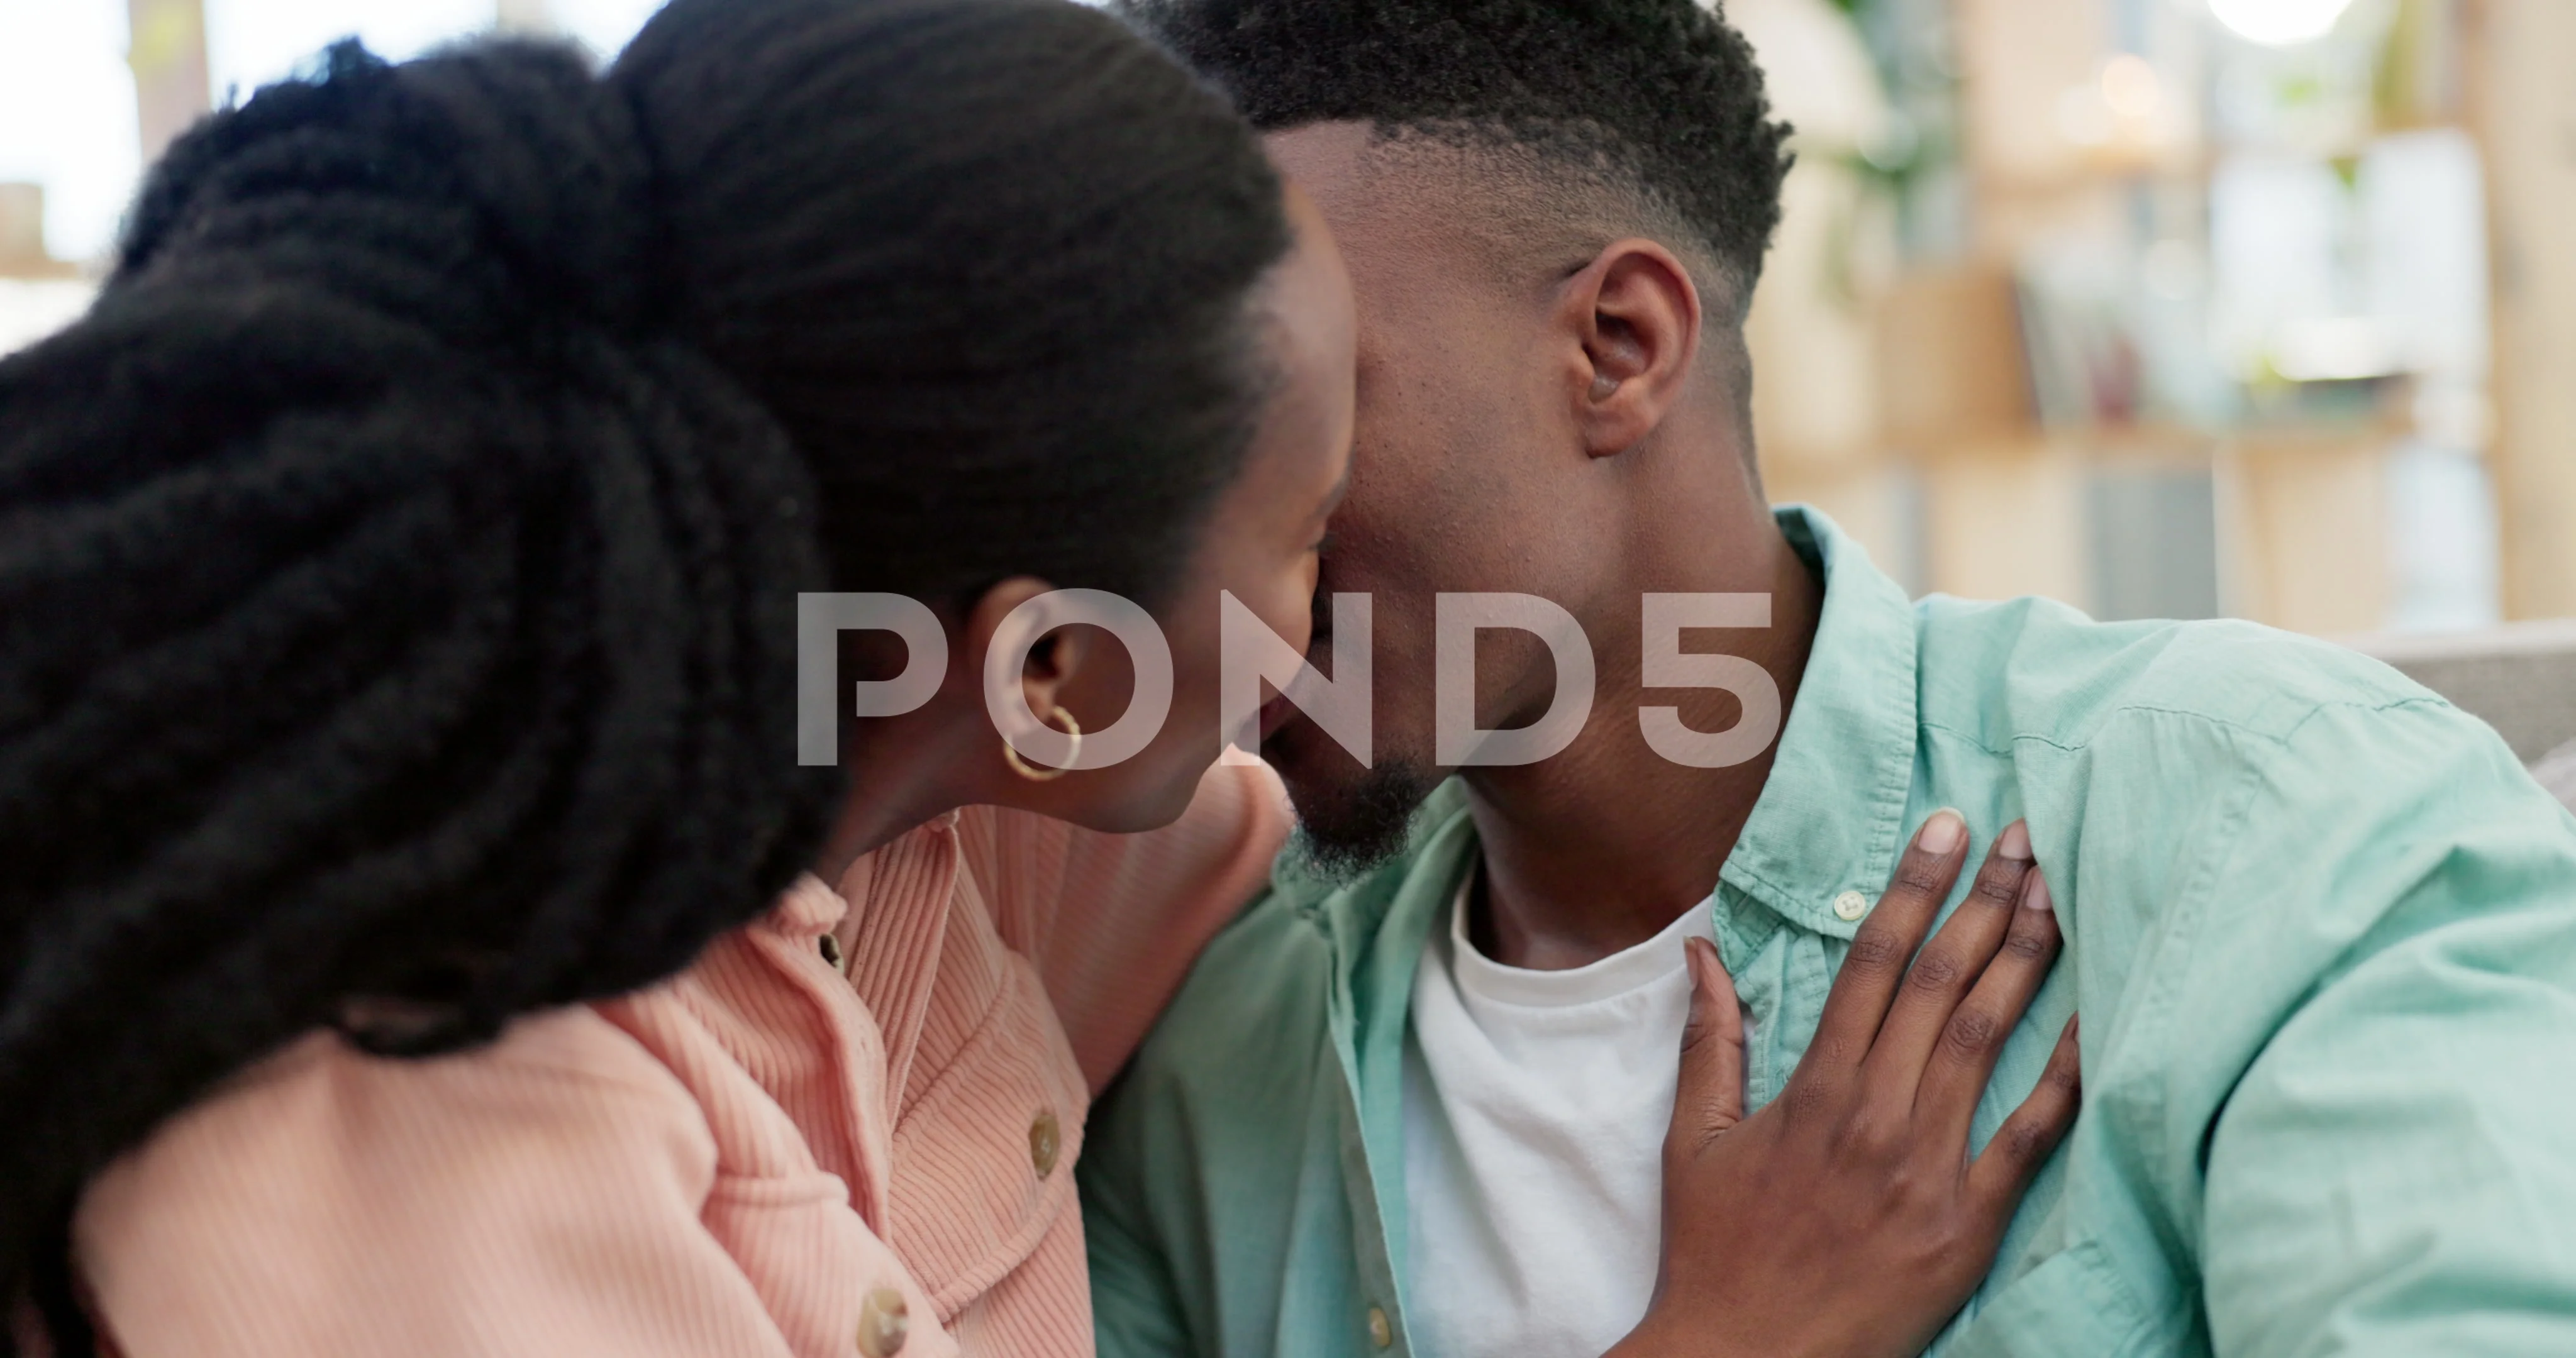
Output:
[1825,0,1966,260]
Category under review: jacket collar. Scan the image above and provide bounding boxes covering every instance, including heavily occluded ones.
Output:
[1717,505,1923,942]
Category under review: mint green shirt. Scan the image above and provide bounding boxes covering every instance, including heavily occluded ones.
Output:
[1082,507,2576,1357]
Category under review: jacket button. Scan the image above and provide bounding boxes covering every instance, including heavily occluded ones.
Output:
[819,933,844,969]
[1833,890,1871,921]
[857,1288,908,1357]
[1030,1108,1062,1178]
[1367,1305,1393,1349]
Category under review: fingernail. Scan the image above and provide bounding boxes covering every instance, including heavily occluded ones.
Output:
[1916,809,1965,854]
[2022,869,2053,913]
[1690,938,1728,1000]
[1999,820,2032,861]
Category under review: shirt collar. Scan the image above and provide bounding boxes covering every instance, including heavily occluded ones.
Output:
[772,809,967,942]
[775,871,851,936]
[1718,505,1923,940]
[1273,506,1922,948]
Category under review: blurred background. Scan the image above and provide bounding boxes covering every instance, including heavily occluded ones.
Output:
[1721,0,2576,780]
[4,0,2573,771]
[0,0,667,350]
[1735,0,2571,641]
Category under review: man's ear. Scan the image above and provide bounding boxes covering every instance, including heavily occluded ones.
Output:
[1560,239,1703,460]
[959,576,1095,727]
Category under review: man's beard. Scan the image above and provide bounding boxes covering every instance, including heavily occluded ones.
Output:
[1284,758,1445,884]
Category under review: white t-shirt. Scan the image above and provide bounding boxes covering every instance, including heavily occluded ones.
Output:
[1401,869,1718,1358]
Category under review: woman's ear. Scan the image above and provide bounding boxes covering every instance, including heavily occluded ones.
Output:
[960,576,1094,734]
[1562,238,1704,460]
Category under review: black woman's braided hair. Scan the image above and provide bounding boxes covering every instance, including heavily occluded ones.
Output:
[0,0,1288,1345]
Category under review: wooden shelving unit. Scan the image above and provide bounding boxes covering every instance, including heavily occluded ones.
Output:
[1749,0,2570,634]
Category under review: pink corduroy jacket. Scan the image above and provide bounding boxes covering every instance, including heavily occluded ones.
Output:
[57,762,1289,1358]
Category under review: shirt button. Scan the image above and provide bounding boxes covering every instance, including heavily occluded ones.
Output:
[1030,1108,1061,1179]
[1833,890,1871,922]
[819,933,844,969]
[1367,1305,1393,1349]
[856,1288,908,1357]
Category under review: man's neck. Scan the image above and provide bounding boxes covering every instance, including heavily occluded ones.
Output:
[1462,512,1821,971]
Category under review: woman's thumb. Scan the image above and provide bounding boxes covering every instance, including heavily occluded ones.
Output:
[1671,935,1748,1148]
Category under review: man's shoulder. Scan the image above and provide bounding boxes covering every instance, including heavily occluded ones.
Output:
[1912,593,2455,754]
[1142,878,1336,1049]
[1911,596,2575,968]
[1086,847,1347,1194]
[1110,780,1474,1123]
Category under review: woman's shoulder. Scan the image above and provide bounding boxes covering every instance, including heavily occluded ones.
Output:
[69,1006,749,1354]
[84,1006,718,1222]
[229,1003,706,1122]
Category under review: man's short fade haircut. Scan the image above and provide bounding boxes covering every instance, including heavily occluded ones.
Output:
[1123,0,1793,311]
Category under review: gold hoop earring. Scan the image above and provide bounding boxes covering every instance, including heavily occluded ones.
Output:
[1002,705,1082,782]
